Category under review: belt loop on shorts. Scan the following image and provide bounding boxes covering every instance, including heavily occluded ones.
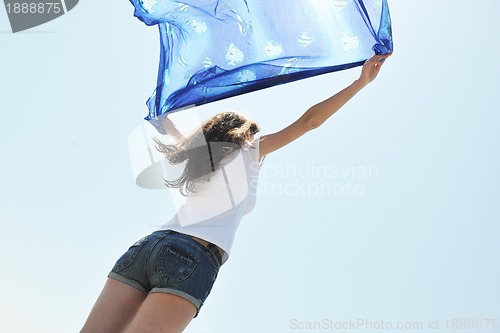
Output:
[167,230,222,267]
[206,242,222,267]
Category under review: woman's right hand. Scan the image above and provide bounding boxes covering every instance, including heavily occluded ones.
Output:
[357,53,392,88]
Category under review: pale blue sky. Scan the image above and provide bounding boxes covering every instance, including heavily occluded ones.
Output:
[1,1,499,332]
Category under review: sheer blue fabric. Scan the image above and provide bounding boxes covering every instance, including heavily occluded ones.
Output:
[129,0,393,123]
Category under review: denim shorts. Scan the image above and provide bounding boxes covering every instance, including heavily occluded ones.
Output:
[108,230,222,315]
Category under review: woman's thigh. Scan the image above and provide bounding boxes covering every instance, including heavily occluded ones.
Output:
[124,293,197,333]
[80,278,147,333]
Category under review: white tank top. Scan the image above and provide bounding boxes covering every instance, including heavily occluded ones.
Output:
[157,137,262,264]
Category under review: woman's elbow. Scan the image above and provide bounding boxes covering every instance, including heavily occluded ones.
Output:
[303,108,323,131]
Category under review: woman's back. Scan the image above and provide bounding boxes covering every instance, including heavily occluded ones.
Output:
[158,137,263,263]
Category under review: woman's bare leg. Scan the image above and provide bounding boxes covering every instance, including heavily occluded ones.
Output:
[80,278,147,333]
[124,293,197,333]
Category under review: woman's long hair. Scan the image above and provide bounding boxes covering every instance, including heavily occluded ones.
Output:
[154,111,260,196]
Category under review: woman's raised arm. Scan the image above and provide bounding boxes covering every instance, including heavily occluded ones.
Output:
[258,53,391,160]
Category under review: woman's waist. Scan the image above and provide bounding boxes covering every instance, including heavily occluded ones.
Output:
[188,235,225,264]
[160,229,226,266]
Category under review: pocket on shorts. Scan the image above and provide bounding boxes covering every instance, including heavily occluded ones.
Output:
[156,244,198,284]
[113,236,149,273]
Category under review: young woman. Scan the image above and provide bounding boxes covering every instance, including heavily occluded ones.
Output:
[80,53,390,333]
